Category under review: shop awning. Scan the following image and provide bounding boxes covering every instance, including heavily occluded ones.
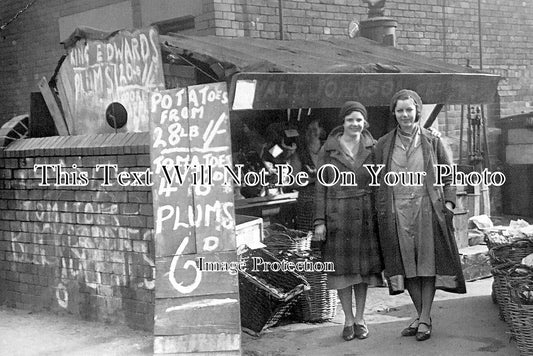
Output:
[161,34,501,110]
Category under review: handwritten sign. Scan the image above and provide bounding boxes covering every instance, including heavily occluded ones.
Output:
[187,84,235,253]
[230,73,500,110]
[149,83,240,355]
[150,87,194,257]
[57,27,165,134]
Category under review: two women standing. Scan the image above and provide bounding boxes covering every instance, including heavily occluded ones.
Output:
[314,90,466,342]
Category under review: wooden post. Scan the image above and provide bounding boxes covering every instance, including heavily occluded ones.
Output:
[38,77,70,135]
[150,83,241,355]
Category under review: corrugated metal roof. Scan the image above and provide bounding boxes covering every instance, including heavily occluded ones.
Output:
[160,34,484,76]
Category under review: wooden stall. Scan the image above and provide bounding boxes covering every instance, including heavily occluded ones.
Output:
[160,33,501,235]
[47,27,502,355]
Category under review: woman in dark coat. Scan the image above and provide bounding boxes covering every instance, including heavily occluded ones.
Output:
[374,89,466,342]
[314,101,383,341]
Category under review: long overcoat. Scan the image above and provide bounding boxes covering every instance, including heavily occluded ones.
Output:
[374,127,466,294]
[314,127,383,277]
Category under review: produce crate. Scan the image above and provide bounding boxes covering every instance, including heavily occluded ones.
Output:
[235,214,263,247]
[238,248,310,336]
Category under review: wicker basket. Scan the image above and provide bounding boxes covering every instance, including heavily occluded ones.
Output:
[295,187,315,232]
[507,303,533,356]
[238,248,310,335]
[491,262,515,323]
[488,239,533,266]
[262,223,337,323]
[263,223,312,253]
[507,266,533,305]
[507,272,533,356]
[291,251,338,322]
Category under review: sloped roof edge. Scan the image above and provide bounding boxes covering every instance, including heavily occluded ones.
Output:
[160,33,496,76]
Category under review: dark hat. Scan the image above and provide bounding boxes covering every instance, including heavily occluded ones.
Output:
[338,101,367,123]
[390,89,423,122]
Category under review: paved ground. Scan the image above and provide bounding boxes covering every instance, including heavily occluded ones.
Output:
[242,278,519,356]
[0,278,520,356]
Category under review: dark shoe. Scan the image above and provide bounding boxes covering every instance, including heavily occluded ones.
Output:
[416,321,432,341]
[342,324,356,341]
[401,318,419,337]
[355,322,369,339]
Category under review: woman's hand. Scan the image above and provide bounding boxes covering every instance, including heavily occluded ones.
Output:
[313,224,327,241]
[428,127,442,138]
[445,201,454,211]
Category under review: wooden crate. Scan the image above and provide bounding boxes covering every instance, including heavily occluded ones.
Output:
[235,215,263,248]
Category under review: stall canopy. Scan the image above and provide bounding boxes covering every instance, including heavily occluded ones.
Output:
[160,34,501,110]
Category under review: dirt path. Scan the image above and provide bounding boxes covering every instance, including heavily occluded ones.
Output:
[0,306,152,356]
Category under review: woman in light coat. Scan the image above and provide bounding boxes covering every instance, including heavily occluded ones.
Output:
[374,89,466,342]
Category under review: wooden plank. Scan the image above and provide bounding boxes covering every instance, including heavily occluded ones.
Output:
[154,293,240,335]
[37,77,69,135]
[154,334,240,354]
[188,83,237,253]
[423,103,444,128]
[155,251,240,298]
[506,144,533,164]
[149,87,196,258]
[29,92,58,137]
[57,27,166,134]
[501,165,533,215]
[508,128,533,144]
[150,83,241,355]
[230,72,500,110]
[56,69,76,134]
[496,113,533,130]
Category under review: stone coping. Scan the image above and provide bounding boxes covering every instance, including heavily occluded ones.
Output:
[0,132,150,157]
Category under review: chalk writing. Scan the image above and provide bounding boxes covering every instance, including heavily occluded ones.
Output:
[165,298,238,313]
[150,83,241,351]
[59,27,165,134]
[8,195,156,295]
[150,87,196,257]
[187,84,235,253]
[150,84,236,259]
[168,236,202,294]
[154,201,233,234]
[231,73,500,109]
[56,282,69,309]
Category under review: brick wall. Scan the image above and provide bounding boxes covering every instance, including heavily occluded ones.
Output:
[208,0,533,115]
[0,133,155,331]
